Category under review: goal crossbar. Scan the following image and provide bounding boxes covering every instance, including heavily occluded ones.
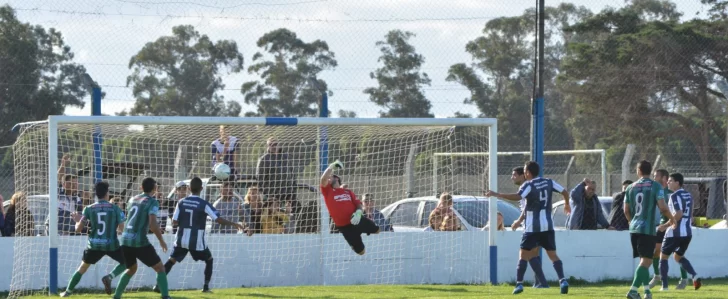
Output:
[433,149,607,196]
[39,115,501,292]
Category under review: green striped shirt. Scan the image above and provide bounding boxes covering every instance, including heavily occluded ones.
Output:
[83,201,124,251]
[625,178,665,235]
[121,194,160,247]
[659,187,673,225]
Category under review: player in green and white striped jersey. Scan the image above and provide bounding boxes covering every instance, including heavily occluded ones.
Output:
[61,181,127,297]
[624,161,675,299]
[114,178,171,299]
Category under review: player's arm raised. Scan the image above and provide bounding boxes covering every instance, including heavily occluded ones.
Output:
[320,160,344,187]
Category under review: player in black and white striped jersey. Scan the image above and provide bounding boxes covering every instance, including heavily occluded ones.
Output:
[153,177,244,293]
[658,173,702,291]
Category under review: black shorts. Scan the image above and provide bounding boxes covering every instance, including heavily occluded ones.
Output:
[121,245,162,268]
[336,217,379,254]
[631,233,656,258]
[655,229,666,244]
[82,248,125,265]
[520,231,556,251]
[170,247,212,263]
[661,236,692,257]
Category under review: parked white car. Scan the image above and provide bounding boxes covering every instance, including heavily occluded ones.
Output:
[380,195,522,232]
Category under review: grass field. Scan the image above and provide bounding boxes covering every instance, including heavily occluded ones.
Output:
[8,279,728,299]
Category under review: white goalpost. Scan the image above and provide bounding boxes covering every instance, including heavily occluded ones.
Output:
[9,116,499,297]
[433,149,607,196]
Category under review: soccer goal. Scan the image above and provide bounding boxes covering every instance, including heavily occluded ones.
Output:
[9,116,500,297]
[433,150,607,196]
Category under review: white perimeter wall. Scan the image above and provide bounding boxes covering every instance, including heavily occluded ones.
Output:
[2,230,727,292]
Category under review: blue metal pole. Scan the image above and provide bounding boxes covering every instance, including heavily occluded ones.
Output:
[319,92,329,172]
[92,87,103,184]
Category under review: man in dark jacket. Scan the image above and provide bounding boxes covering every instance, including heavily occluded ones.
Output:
[567,178,613,230]
[608,180,633,231]
[256,137,298,212]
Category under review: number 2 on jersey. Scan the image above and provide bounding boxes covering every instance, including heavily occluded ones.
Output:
[126,206,139,229]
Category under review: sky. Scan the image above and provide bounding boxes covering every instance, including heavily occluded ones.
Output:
[7,0,710,118]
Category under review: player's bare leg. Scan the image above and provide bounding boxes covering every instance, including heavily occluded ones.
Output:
[673,254,700,290]
[61,262,90,297]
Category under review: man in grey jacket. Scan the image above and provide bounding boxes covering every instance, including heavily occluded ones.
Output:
[566,179,613,230]
[256,137,298,213]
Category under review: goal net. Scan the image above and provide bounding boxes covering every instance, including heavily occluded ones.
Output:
[9,116,498,297]
[433,150,607,197]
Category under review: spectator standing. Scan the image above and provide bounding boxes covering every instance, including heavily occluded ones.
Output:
[362,194,392,232]
[211,125,240,179]
[567,179,612,230]
[608,180,634,231]
[155,182,171,233]
[4,192,35,237]
[428,193,461,231]
[168,181,188,234]
[256,137,298,213]
[212,181,243,234]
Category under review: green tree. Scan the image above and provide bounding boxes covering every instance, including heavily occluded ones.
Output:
[242,28,337,117]
[364,30,433,118]
[0,5,88,146]
[125,25,244,116]
[558,0,728,169]
[446,4,592,150]
[337,110,356,118]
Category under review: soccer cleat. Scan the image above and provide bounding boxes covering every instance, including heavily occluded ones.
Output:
[643,291,653,299]
[202,285,212,293]
[647,275,661,289]
[625,291,641,299]
[60,291,72,297]
[153,284,160,293]
[532,284,549,289]
[693,277,702,290]
[676,279,688,290]
[559,279,569,294]
[659,287,668,291]
[102,275,113,295]
[513,283,524,294]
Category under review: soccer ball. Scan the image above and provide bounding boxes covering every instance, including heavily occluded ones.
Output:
[213,163,231,180]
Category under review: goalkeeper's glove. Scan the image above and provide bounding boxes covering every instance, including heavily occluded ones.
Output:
[330,159,344,170]
[350,209,363,225]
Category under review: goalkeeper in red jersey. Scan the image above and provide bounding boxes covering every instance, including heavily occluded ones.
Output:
[320,160,379,255]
